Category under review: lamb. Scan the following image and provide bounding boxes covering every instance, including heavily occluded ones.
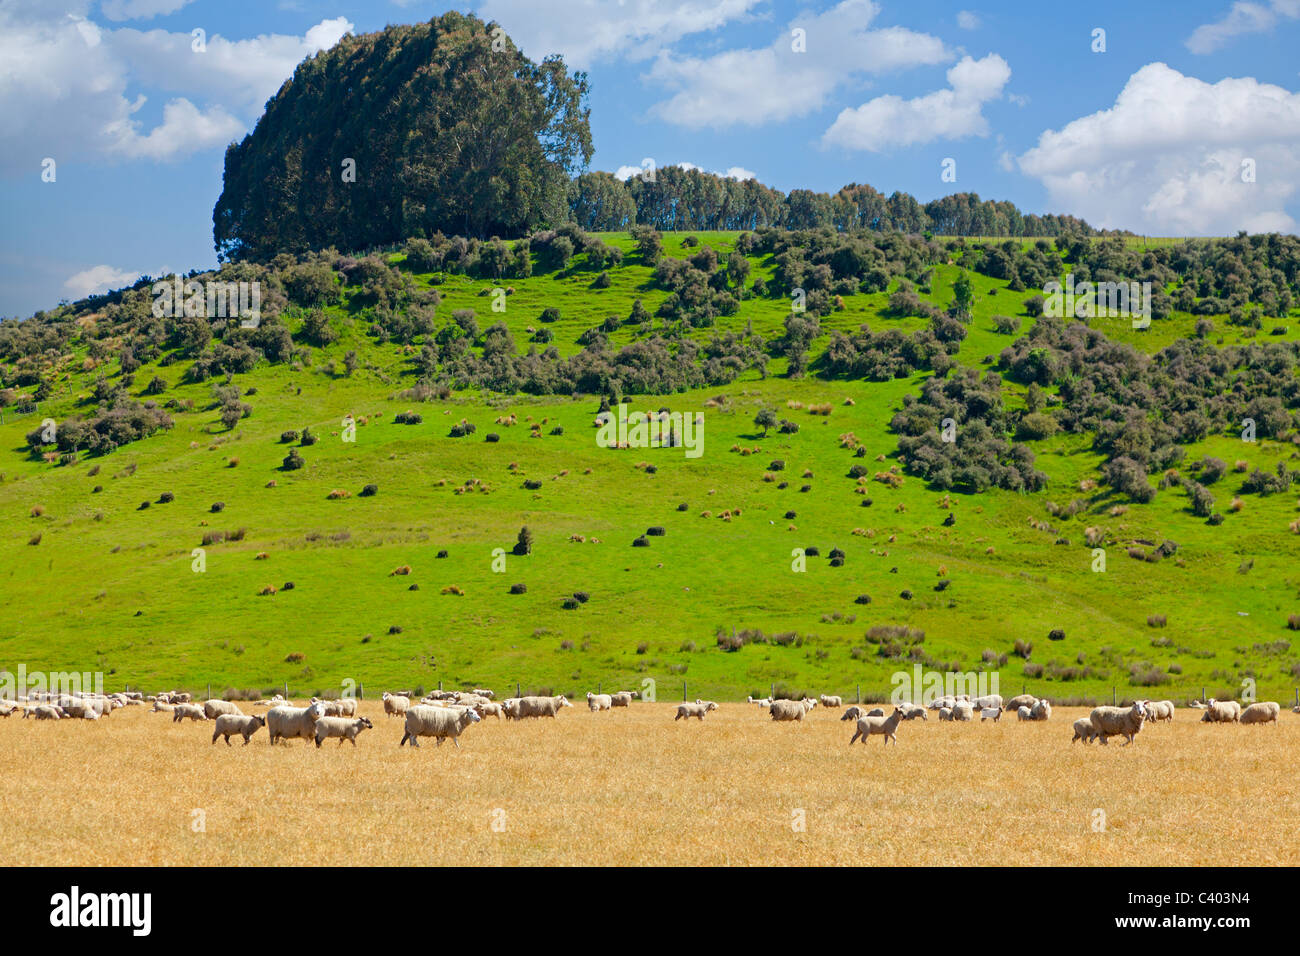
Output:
[382,692,410,718]
[314,716,375,747]
[400,705,481,747]
[1017,706,1033,721]
[518,695,573,718]
[1143,700,1174,723]
[1030,699,1052,721]
[849,707,905,746]
[979,707,1002,722]
[610,692,635,708]
[1070,717,1097,744]
[172,703,208,722]
[819,694,843,708]
[938,707,954,722]
[203,699,243,720]
[1004,694,1038,713]
[1089,701,1147,745]
[768,699,812,721]
[211,714,266,746]
[586,693,613,712]
[1239,701,1280,725]
[951,701,974,721]
[1201,699,1242,723]
[675,700,718,721]
[973,694,1004,711]
[266,702,326,745]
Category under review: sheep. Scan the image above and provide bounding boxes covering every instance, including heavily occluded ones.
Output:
[928,695,955,711]
[938,707,953,722]
[768,698,812,721]
[819,694,843,708]
[211,714,266,746]
[1017,706,1033,721]
[951,701,974,721]
[866,707,885,717]
[314,716,375,747]
[172,703,208,722]
[840,706,864,722]
[501,698,523,720]
[675,700,718,721]
[1201,699,1242,723]
[897,702,927,721]
[747,696,773,706]
[1071,717,1097,744]
[586,693,613,712]
[515,695,573,718]
[849,707,905,745]
[203,699,243,720]
[472,688,495,699]
[0,702,14,718]
[1089,701,1148,745]
[1240,701,1281,725]
[1030,699,1052,721]
[383,692,410,718]
[476,702,503,720]
[266,702,326,745]
[1143,700,1174,723]
[610,692,634,708]
[1004,694,1038,713]
[29,705,63,720]
[400,705,481,747]
[973,694,1004,711]
[979,707,1002,722]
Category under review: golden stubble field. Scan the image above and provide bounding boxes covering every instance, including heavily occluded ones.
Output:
[2,701,1297,866]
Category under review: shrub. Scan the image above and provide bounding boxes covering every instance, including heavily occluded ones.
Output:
[513,526,533,556]
[632,535,649,547]
[561,598,580,610]
[646,526,666,536]
[523,478,543,490]
[157,492,174,504]
[899,590,912,600]
[1013,639,1033,659]
[360,484,378,497]
[848,464,869,479]
[1287,614,1300,631]
[395,411,423,425]
[1048,628,1065,641]
[211,502,225,513]
[854,594,872,605]
[804,546,820,557]
[282,449,304,471]
[436,550,448,558]
[280,430,299,443]
[300,428,318,446]
[572,591,590,603]
[768,460,785,471]
[486,433,500,442]
[636,642,649,654]
[677,502,689,511]
[282,581,295,591]
[509,583,527,594]
[784,511,797,520]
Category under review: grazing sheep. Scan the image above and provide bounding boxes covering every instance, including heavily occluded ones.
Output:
[1017,706,1033,721]
[30,705,64,720]
[476,702,503,720]
[400,705,481,747]
[866,707,885,717]
[748,696,773,706]
[769,699,812,721]
[472,688,495,699]
[928,695,955,711]
[586,693,613,712]
[172,703,208,722]
[938,707,954,722]
[1089,701,1148,745]
[151,700,174,713]
[897,702,927,721]
[819,694,843,708]
[211,714,266,746]
[1071,717,1097,744]
[382,692,410,718]
[501,698,523,720]
[1240,701,1281,725]
[1004,694,1038,713]
[973,694,1004,711]
[203,699,243,720]
[1143,700,1174,723]
[314,716,375,747]
[1201,699,1242,723]
[979,707,1002,722]
[515,695,573,719]
[849,707,905,746]
[840,706,864,722]
[1030,699,1052,721]
[951,702,974,721]
[610,692,634,708]
[266,702,326,745]
[675,700,718,721]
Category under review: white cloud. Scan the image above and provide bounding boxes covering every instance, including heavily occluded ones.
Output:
[100,0,194,21]
[476,0,761,68]
[956,10,980,29]
[1017,63,1300,234]
[646,0,949,129]
[0,5,352,173]
[1186,0,1300,54]
[64,264,141,298]
[822,52,1010,151]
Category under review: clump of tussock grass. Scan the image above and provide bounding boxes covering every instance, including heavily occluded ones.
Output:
[327,489,351,500]
[441,585,464,595]
[389,565,412,576]
[1147,614,1167,628]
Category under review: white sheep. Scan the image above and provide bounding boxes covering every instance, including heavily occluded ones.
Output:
[586,693,613,712]
[973,694,1004,711]
[849,707,905,745]
[1201,699,1242,723]
[1070,717,1096,744]
[203,699,243,720]
[29,704,64,720]
[383,692,410,718]
[1003,694,1038,713]
[476,701,503,719]
[1030,699,1052,721]
[314,716,375,747]
[1240,701,1280,725]
[515,695,573,718]
[938,706,954,722]
[472,688,495,699]
[1089,701,1147,745]
[840,706,864,722]
[819,694,843,708]
[400,705,482,747]
[1017,706,1033,721]
[951,701,974,721]
[610,692,635,708]
[266,702,326,745]
[768,699,812,721]
[979,707,1002,722]
[675,700,718,721]
[172,703,208,722]
[211,714,266,746]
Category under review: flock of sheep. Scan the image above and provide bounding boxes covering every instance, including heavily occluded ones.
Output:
[4,685,1294,753]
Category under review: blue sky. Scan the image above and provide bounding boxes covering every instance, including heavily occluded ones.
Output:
[3,0,1299,317]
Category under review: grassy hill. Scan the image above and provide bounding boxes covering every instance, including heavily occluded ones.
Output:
[3,231,1299,704]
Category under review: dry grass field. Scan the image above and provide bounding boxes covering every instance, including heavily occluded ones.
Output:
[3,701,1297,866]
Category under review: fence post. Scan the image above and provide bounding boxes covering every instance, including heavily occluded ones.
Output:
[438,680,442,692]
[359,682,364,701]
[284,682,289,700]
[516,682,520,698]
[683,681,688,702]
[598,681,601,694]
[207,682,212,700]
[1112,686,1116,705]
[856,684,860,704]
[770,682,774,700]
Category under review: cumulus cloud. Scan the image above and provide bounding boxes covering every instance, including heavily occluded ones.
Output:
[1186,0,1300,54]
[0,1,352,174]
[822,52,1010,151]
[956,10,981,29]
[64,264,141,299]
[1017,63,1300,234]
[646,0,949,129]
[476,0,760,68]
[99,0,194,21]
